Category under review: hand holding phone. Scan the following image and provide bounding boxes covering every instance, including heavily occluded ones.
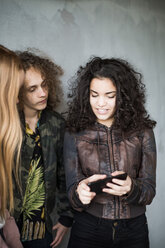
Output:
[88,173,127,194]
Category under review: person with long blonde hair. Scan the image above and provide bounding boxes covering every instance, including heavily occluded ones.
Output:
[0,44,24,248]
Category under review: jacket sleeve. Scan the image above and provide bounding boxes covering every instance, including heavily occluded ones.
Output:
[63,131,87,211]
[56,121,73,227]
[123,128,157,205]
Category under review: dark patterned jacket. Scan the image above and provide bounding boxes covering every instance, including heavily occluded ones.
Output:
[14,108,73,233]
[64,123,156,219]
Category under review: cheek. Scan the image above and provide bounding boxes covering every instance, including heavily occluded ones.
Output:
[43,87,48,96]
[89,97,95,110]
[109,99,116,109]
[24,94,34,104]
[46,89,49,96]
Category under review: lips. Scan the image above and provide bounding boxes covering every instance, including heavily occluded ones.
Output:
[38,99,47,104]
[96,108,109,115]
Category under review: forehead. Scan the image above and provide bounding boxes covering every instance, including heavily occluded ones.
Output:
[25,67,43,87]
[19,70,25,88]
[90,77,116,92]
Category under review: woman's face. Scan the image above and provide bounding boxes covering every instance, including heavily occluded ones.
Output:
[90,77,117,127]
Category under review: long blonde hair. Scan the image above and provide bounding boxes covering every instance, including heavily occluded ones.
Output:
[0,45,23,218]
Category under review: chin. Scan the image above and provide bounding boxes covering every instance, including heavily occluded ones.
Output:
[37,104,47,111]
[97,116,110,121]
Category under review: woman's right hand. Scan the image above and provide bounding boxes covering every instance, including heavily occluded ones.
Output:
[76,174,106,205]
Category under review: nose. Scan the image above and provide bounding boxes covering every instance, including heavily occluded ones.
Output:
[97,96,106,107]
[39,87,46,97]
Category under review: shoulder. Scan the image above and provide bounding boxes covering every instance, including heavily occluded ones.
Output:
[64,128,97,144]
[41,108,65,126]
[125,128,156,151]
[122,127,154,139]
[138,128,155,141]
[65,128,90,137]
[141,128,156,151]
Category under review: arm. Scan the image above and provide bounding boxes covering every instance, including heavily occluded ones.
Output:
[51,121,73,247]
[63,131,87,210]
[56,120,73,222]
[103,129,156,206]
[63,131,106,209]
[124,129,157,205]
[3,210,23,248]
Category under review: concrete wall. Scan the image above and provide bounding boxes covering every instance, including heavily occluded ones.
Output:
[0,0,165,247]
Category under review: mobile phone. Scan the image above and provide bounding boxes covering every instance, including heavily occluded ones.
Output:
[88,173,127,194]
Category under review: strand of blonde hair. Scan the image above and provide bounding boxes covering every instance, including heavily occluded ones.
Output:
[0,45,23,218]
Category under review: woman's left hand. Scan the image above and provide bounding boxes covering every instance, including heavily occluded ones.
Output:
[102,171,132,196]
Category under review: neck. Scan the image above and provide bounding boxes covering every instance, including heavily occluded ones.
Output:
[97,119,114,128]
[23,106,40,131]
[24,108,38,120]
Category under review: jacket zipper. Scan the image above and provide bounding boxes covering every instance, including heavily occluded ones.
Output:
[107,128,115,171]
[107,128,120,219]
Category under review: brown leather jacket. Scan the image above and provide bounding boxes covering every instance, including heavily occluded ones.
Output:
[64,123,156,219]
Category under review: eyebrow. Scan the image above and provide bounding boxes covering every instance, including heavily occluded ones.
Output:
[26,84,37,90]
[90,89,116,94]
[26,79,46,90]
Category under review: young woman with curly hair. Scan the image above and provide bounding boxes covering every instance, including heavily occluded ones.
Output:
[64,57,157,248]
[0,44,24,248]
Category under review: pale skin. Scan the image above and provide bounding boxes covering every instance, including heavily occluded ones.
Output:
[23,67,69,247]
[77,77,132,204]
[16,70,25,103]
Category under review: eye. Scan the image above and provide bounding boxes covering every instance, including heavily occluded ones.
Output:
[108,95,115,99]
[91,94,98,97]
[107,94,116,99]
[29,87,36,92]
[90,91,98,97]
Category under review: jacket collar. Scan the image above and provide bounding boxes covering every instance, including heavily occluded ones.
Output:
[92,122,141,143]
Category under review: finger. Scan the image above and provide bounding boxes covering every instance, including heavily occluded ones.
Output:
[52,237,62,248]
[103,188,125,196]
[102,187,116,195]
[79,182,91,191]
[107,182,125,191]
[50,238,57,247]
[51,238,61,248]
[111,170,125,176]
[104,183,123,192]
[81,199,92,204]
[87,174,107,183]
[106,182,130,195]
[50,233,62,247]
[52,224,58,230]
[111,178,125,186]
[81,189,96,197]
[106,182,120,189]
[82,193,96,200]
[81,195,95,204]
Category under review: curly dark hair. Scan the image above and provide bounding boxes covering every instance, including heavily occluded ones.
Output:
[67,56,156,132]
[16,50,63,110]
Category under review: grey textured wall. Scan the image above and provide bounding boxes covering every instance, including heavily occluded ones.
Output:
[0,0,165,247]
